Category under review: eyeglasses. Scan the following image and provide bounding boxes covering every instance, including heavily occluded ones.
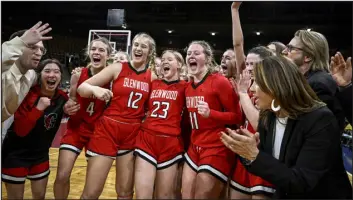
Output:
[285,44,304,52]
[28,45,47,55]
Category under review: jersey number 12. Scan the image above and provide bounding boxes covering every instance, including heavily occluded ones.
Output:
[127,91,143,109]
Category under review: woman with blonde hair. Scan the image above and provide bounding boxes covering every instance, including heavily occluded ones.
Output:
[221,55,352,199]
[182,40,242,198]
[134,50,187,198]
[77,32,157,199]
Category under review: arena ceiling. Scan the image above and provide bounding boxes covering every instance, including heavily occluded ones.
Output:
[2,1,352,52]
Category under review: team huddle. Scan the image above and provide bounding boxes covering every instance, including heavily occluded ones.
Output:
[2,2,352,200]
[64,34,246,199]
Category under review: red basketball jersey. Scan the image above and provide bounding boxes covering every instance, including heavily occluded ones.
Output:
[103,62,152,123]
[142,79,187,136]
[185,72,242,148]
[67,67,110,131]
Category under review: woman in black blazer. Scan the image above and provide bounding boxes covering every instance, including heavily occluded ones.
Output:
[221,56,352,199]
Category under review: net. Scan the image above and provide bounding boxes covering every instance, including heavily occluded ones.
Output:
[88,30,131,54]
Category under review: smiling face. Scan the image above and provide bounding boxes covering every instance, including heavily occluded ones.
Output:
[220,50,235,76]
[40,63,62,93]
[89,40,110,69]
[161,51,181,81]
[186,43,208,77]
[131,36,151,67]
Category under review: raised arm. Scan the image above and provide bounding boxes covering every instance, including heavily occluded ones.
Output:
[13,96,50,137]
[2,21,52,72]
[237,70,259,130]
[231,2,246,79]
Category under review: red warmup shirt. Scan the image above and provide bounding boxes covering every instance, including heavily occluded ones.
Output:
[185,72,242,148]
[2,85,68,168]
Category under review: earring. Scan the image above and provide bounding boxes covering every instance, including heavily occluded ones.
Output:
[271,99,281,112]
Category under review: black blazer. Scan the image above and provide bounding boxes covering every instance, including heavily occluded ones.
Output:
[306,70,346,131]
[336,84,352,125]
[246,106,352,199]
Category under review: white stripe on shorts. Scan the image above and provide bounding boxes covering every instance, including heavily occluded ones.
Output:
[27,169,50,179]
[60,144,82,154]
[230,180,276,194]
[198,165,228,182]
[157,154,183,169]
[86,150,115,159]
[135,149,157,165]
[184,153,228,182]
[184,153,198,171]
[2,174,26,182]
[117,149,133,156]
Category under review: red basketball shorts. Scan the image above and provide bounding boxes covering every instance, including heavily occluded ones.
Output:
[60,124,92,155]
[2,160,50,184]
[184,143,235,183]
[86,116,141,158]
[230,157,275,195]
[135,129,184,170]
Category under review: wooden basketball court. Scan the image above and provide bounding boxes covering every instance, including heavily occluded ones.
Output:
[2,148,352,199]
[1,148,122,199]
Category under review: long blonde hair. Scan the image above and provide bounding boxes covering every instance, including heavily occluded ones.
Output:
[294,30,330,72]
[131,32,156,70]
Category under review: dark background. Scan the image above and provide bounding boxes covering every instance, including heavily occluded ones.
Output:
[2,1,352,63]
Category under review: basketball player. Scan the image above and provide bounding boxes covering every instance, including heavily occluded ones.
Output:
[1,59,67,199]
[134,50,187,198]
[220,49,237,78]
[53,37,113,199]
[230,3,276,198]
[181,40,242,198]
[77,33,157,199]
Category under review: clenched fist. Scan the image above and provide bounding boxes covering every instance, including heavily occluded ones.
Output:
[36,97,51,111]
[197,101,210,118]
[92,86,113,102]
